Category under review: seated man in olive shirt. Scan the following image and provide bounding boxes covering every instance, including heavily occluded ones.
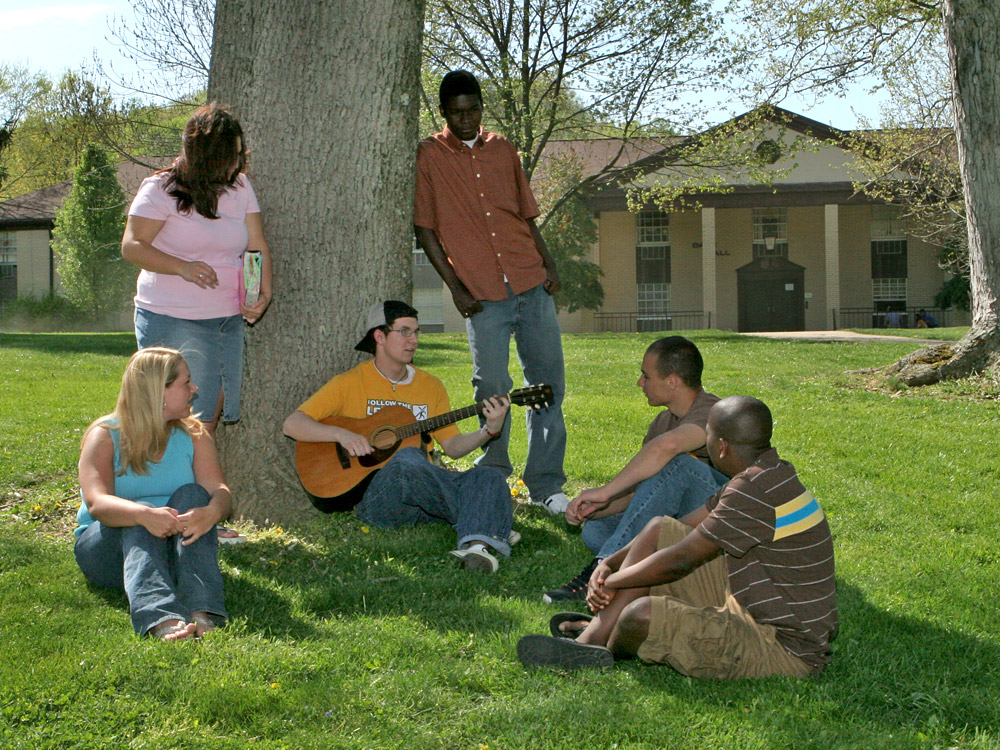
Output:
[519,396,838,677]
[543,336,727,603]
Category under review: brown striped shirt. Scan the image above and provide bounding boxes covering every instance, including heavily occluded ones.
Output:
[696,448,838,673]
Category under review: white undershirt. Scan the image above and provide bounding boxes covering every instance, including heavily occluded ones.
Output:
[374,363,415,387]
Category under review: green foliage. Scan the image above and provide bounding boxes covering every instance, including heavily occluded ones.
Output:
[0,294,85,331]
[534,155,603,312]
[422,0,726,181]
[0,63,48,193]
[727,0,942,106]
[934,274,971,312]
[51,145,132,322]
[0,72,117,197]
[0,69,196,202]
[542,198,603,313]
[4,331,1000,748]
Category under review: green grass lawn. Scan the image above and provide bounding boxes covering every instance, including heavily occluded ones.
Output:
[849,326,970,341]
[2,330,1000,749]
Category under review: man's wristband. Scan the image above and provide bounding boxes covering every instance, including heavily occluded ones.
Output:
[483,426,500,439]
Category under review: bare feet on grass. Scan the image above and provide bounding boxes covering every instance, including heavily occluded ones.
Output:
[150,619,197,641]
[191,612,217,638]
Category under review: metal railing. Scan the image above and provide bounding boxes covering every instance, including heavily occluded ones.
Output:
[593,310,710,333]
[835,307,952,330]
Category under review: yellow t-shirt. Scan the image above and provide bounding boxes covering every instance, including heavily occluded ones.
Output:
[296,360,461,445]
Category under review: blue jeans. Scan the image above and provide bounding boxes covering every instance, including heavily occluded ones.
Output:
[74,484,227,635]
[135,307,245,422]
[356,447,513,556]
[466,283,566,500]
[582,454,728,560]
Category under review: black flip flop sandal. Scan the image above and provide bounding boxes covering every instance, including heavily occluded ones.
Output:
[517,634,613,670]
[549,611,594,639]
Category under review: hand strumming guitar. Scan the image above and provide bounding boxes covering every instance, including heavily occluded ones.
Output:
[336,428,374,457]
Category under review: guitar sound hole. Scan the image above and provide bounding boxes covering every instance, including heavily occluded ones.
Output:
[370,427,398,450]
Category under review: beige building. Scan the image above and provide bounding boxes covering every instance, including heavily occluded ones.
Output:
[0,159,171,322]
[0,181,68,306]
[415,108,967,333]
[2,110,966,332]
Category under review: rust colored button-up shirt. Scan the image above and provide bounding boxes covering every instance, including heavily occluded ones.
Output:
[414,128,546,302]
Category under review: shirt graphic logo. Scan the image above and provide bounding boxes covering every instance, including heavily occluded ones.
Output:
[367,399,431,422]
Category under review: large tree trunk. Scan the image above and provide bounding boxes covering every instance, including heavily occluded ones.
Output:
[893,0,1000,386]
[208,0,424,523]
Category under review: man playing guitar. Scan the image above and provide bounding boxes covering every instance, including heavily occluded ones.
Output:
[283,300,514,571]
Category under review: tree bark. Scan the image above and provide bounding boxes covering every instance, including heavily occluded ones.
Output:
[208,0,424,523]
[893,0,1000,385]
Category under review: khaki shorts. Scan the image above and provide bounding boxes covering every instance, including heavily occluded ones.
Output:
[635,518,812,679]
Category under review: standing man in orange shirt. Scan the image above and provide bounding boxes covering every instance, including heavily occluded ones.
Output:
[413,70,569,515]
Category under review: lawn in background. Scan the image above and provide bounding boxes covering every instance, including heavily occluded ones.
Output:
[849,326,969,341]
[2,330,999,749]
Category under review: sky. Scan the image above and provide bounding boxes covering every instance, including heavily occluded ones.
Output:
[0,0,890,131]
[1,2,136,78]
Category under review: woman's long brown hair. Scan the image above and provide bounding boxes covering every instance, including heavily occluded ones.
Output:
[162,102,246,219]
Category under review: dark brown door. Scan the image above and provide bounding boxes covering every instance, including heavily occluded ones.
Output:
[736,257,806,332]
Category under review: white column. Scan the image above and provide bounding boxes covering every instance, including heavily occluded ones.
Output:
[701,207,717,329]
[824,204,840,330]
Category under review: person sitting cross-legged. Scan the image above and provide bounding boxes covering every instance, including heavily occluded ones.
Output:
[283,300,515,572]
[518,396,838,677]
[543,336,727,603]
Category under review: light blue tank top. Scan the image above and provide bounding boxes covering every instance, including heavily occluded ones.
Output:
[75,423,196,537]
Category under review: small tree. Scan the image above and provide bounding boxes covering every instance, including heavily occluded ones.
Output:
[52,145,133,322]
[533,154,603,312]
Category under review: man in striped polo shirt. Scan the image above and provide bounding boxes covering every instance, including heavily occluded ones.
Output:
[518,396,838,676]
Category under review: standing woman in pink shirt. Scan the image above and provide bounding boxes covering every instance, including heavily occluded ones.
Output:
[122,102,272,436]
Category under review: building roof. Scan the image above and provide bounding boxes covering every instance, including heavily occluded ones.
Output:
[0,156,174,228]
[536,136,682,179]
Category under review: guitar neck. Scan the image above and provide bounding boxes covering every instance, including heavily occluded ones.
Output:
[396,402,487,439]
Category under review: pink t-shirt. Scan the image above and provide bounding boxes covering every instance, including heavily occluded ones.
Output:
[129,172,261,319]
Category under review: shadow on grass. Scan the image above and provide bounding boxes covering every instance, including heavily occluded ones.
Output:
[0,332,136,357]
[221,509,571,638]
[75,545,320,641]
[618,580,1000,744]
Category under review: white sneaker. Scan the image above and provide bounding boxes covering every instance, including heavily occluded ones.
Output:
[507,529,522,546]
[534,492,569,516]
[449,546,499,572]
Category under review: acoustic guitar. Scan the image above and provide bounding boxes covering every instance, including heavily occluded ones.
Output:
[295,384,554,512]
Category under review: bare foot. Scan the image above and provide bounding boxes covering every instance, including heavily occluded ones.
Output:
[191,612,217,638]
[150,619,197,641]
[559,620,591,637]
[217,526,247,544]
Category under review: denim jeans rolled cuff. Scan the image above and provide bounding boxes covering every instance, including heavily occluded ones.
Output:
[586,453,729,561]
[358,448,512,556]
[135,307,245,422]
[466,282,567,499]
[458,534,512,558]
[74,483,226,635]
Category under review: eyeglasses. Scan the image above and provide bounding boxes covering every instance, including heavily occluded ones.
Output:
[388,326,420,338]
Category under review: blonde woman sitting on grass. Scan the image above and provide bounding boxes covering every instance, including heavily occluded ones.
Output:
[74,347,231,641]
